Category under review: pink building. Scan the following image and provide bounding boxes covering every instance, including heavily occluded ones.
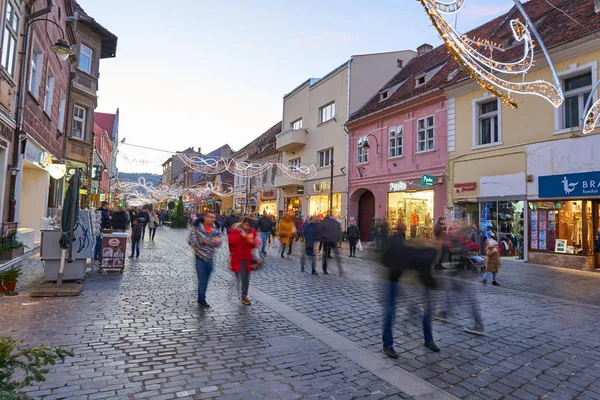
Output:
[346,44,456,241]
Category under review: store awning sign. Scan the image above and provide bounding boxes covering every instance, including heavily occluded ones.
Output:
[313,181,332,193]
[539,171,600,198]
[454,182,477,193]
[389,181,407,192]
[421,175,434,187]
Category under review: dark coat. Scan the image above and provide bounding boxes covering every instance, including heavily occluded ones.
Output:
[112,211,129,231]
[257,216,273,232]
[98,207,111,229]
[383,234,437,289]
[303,222,319,246]
[347,225,360,240]
[320,217,340,243]
[131,224,143,242]
[138,211,150,226]
[225,214,239,230]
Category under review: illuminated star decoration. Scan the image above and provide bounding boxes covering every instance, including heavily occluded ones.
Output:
[418,0,564,109]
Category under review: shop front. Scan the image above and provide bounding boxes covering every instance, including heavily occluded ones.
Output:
[387,180,435,239]
[309,193,342,219]
[304,176,347,223]
[259,190,277,216]
[529,171,600,269]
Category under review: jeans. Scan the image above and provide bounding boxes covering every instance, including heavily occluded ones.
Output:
[301,244,316,271]
[260,231,270,253]
[440,271,483,326]
[349,238,358,256]
[280,243,291,256]
[322,241,343,275]
[482,271,497,282]
[131,240,140,256]
[195,258,213,303]
[236,260,250,296]
[141,224,147,240]
[94,235,102,260]
[383,282,433,348]
[149,228,156,240]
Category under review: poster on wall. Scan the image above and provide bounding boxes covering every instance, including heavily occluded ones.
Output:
[555,239,567,253]
[539,240,547,250]
[531,220,538,231]
[530,211,538,221]
[539,220,547,231]
[531,239,538,249]
[548,211,555,221]
[539,230,547,241]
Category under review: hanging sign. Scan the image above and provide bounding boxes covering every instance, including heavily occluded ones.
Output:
[421,175,435,187]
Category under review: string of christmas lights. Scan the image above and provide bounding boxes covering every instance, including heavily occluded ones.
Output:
[418,0,564,109]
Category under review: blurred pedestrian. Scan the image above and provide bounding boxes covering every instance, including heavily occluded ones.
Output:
[382,220,439,357]
[482,239,500,286]
[301,216,319,275]
[277,214,295,258]
[320,214,344,276]
[434,216,447,270]
[347,219,360,257]
[257,210,273,255]
[189,211,222,307]
[112,205,130,232]
[225,210,239,231]
[148,211,159,241]
[138,207,151,241]
[228,217,259,305]
[130,218,143,258]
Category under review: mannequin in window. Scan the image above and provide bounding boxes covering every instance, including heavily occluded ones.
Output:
[410,210,419,238]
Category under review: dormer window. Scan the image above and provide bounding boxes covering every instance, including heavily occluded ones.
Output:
[380,91,389,101]
[416,75,426,86]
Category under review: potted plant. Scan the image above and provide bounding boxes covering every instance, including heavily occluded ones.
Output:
[0,336,73,399]
[0,233,25,261]
[0,267,22,294]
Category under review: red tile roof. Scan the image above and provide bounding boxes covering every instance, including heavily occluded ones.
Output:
[236,121,282,160]
[349,0,600,123]
[94,112,116,139]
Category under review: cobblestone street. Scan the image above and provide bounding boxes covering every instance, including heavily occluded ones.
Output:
[2,227,600,399]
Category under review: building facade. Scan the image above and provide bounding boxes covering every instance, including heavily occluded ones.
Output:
[445,0,600,269]
[94,109,119,203]
[275,50,416,225]
[347,44,452,241]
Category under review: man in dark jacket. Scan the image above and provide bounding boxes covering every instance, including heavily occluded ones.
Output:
[257,211,273,255]
[320,214,343,276]
[301,217,319,275]
[382,222,439,358]
[94,201,111,260]
[225,210,239,231]
[138,207,151,240]
[347,219,360,257]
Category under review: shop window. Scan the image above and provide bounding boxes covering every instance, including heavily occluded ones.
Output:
[530,201,593,256]
[562,72,592,129]
[389,126,403,158]
[417,116,434,152]
[388,191,434,239]
[309,193,341,219]
[481,201,524,257]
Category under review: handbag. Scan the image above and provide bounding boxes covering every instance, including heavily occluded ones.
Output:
[357,240,363,251]
[251,248,263,270]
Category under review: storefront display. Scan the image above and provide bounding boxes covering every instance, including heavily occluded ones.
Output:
[309,193,341,218]
[285,197,302,217]
[387,191,433,239]
[259,201,277,215]
[480,200,524,258]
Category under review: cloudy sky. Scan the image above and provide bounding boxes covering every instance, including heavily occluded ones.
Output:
[80,0,515,174]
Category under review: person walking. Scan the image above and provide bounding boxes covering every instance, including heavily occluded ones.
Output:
[257,211,273,255]
[158,210,165,228]
[189,211,222,307]
[320,214,344,276]
[347,220,360,257]
[148,211,159,241]
[382,221,440,357]
[277,214,295,258]
[482,239,500,286]
[225,210,239,231]
[138,207,151,241]
[112,205,130,232]
[127,206,137,229]
[228,217,259,305]
[95,201,111,260]
[301,217,319,275]
[130,218,143,258]
[434,217,447,270]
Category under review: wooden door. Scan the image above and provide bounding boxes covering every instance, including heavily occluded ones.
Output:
[358,191,375,242]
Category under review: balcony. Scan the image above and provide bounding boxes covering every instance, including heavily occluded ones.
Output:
[276,129,307,152]
[274,174,303,188]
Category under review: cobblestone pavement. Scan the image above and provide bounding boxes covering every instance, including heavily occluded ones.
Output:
[1,227,600,400]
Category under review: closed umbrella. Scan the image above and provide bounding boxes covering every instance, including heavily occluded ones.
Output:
[58,169,80,286]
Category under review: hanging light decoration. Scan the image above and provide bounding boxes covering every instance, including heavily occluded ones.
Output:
[418,0,564,109]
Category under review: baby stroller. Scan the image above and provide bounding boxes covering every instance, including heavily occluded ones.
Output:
[462,240,485,273]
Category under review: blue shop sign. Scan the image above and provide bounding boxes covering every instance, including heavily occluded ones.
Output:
[539,171,600,198]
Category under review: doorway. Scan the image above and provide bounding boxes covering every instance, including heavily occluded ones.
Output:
[358,190,375,242]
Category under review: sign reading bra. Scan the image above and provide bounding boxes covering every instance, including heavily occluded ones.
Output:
[539,171,600,198]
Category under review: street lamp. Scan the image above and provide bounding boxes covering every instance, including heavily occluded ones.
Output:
[361,134,380,154]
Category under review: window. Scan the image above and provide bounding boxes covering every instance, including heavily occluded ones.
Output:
[1,2,19,77]
[416,76,426,86]
[417,116,434,152]
[57,97,66,133]
[288,158,301,169]
[357,137,368,164]
[389,126,403,158]
[477,100,499,145]
[28,47,42,97]
[318,148,333,168]
[562,72,592,129]
[43,70,55,115]
[78,44,92,74]
[291,119,302,130]
[320,102,335,123]
[72,105,86,139]
[380,91,388,101]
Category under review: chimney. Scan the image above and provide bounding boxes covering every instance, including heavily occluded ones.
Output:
[595,0,600,13]
[417,43,433,56]
[397,59,404,68]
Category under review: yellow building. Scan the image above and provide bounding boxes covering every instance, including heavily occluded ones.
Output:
[445,0,600,269]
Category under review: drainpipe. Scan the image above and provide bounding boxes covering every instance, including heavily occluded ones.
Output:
[344,58,352,230]
[9,0,54,222]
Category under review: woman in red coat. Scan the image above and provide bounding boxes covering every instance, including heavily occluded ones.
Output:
[228,217,260,305]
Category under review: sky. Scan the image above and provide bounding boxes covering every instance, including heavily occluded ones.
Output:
[80,0,515,174]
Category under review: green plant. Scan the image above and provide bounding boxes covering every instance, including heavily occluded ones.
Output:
[0,234,24,253]
[169,215,189,228]
[176,197,184,217]
[167,201,176,211]
[0,268,21,285]
[0,336,73,399]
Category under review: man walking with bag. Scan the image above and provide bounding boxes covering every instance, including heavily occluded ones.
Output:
[347,219,360,257]
[320,214,344,276]
[257,210,273,255]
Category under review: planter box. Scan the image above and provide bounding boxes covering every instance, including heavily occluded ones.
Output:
[0,281,16,293]
[0,247,24,261]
